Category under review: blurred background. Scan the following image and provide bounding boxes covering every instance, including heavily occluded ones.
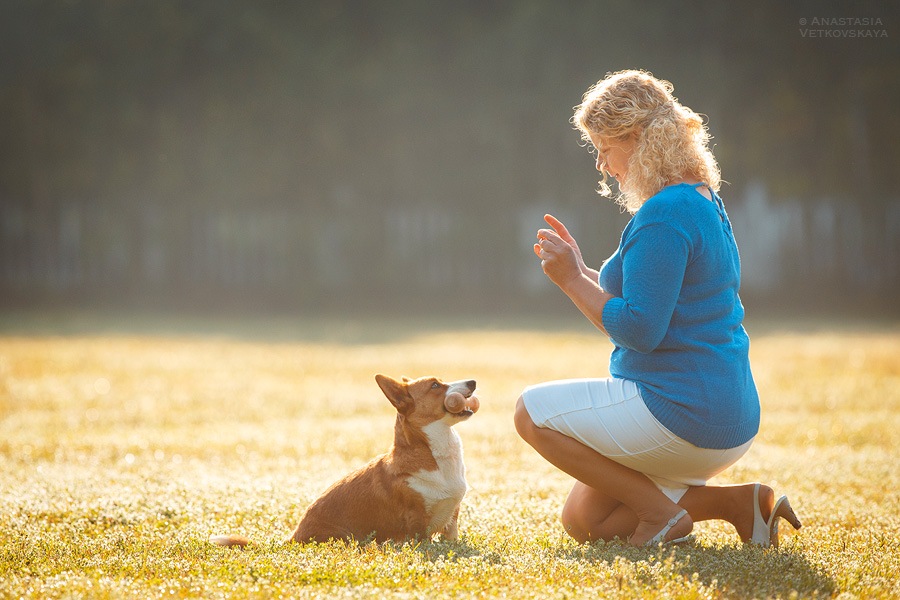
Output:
[1,0,898,319]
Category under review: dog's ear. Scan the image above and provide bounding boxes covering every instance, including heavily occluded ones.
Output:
[375,374,412,413]
[401,376,411,383]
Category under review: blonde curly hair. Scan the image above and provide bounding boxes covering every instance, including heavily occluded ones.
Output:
[572,70,721,213]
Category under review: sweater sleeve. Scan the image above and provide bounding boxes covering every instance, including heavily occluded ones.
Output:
[601,222,690,353]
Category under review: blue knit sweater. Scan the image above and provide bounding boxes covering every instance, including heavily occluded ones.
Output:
[598,183,760,450]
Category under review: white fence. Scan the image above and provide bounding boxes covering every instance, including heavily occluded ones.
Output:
[730,182,900,295]
[1,186,898,309]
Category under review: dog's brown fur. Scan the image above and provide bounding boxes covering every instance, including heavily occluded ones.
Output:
[209,374,479,547]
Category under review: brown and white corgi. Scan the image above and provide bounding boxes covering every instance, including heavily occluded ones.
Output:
[210,374,479,547]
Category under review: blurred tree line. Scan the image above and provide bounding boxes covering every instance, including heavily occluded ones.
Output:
[1,0,898,312]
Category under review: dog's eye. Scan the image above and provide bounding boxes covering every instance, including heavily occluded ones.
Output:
[431,382,440,389]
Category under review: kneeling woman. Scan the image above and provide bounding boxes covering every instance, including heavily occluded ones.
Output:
[514,70,801,547]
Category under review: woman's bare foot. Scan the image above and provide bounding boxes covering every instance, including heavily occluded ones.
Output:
[628,508,693,546]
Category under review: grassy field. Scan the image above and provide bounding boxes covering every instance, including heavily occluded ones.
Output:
[1,312,899,599]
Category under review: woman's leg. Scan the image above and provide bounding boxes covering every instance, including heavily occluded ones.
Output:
[560,481,637,542]
[679,483,776,542]
[514,396,693,545]
[561,479,777,544]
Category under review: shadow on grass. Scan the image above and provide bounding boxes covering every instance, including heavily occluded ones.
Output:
[333,536,486,564]
[562,540,836,599]
[406,537,488,562]
[278,533,836,597]
[246,535,484,560]
[202,534,835,597]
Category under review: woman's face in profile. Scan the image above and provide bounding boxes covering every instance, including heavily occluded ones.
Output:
[589,131,636,186]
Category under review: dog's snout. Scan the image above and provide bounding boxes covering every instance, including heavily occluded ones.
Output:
[448,379,477,396]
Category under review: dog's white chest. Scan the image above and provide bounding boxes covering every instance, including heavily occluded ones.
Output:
[406,422,468,533]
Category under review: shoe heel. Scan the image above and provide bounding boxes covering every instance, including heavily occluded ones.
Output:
[774,496,802,531]
[768,495,802,549]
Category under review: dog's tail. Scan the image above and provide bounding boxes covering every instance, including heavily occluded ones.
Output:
[209,534,252,548]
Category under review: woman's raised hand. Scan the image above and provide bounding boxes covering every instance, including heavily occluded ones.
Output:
[535,214,585,288]
[544,215,581,253]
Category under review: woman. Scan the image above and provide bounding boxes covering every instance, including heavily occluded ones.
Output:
[514,70,801,547]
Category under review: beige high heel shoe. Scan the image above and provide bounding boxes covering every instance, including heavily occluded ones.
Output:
[749,482,802,548]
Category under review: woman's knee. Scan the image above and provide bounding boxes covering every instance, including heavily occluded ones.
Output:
[513,395,537,442]
[560,497,581,535]
[560,495,591,543]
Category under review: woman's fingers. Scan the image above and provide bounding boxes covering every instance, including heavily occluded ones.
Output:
[544,213,566,232]
[536,215,586,288]
[544,214,574,241]
[536,235,560,261]
[537,229,564,244]
[543,215,581,255]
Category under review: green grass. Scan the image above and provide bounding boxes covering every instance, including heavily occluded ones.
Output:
[1,313,899,599]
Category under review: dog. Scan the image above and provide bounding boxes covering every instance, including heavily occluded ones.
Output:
[209,374,479,547]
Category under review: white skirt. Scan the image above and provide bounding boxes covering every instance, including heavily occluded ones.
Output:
[521,377,753,502]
